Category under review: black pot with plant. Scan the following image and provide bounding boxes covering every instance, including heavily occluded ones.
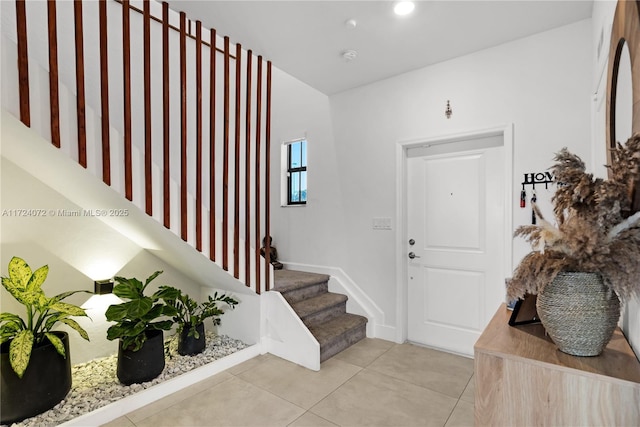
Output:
[0,256,90,424]
[105,271,177,385]
[157,286,238,356]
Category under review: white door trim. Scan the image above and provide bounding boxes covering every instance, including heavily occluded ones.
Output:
[394,124,514,344]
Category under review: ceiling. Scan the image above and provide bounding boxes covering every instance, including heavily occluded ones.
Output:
[166,1,594,95]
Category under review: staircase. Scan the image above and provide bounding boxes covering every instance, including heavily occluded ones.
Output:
[273,269,367,362]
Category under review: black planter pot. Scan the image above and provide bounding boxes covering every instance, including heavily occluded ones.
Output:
[178,323,206,356]
[117,329,165,385]
[1,331,72,425]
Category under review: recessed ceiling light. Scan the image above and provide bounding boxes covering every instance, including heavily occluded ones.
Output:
[394,1,415,16]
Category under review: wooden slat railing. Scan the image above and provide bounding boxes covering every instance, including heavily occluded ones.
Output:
[73,0,87,168]
[223,35,230,272]
[15,0,29,127]
[122,0,133,201]
[245,50,253,287]
[47,0,60,148]
[234,42,242,279]
[99,0,111,184]
[179,11,188,241]
[143,0,152,215]
[195,20,203,252]
[9,0,272,293]
[162,1,170,229]
[265,61,272,291]
[255,56,263,294]
[209,27,217,263]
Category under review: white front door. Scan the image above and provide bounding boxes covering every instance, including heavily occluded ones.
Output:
[407,143,505,356]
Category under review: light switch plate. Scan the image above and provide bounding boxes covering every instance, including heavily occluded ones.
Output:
[372,217,392,230]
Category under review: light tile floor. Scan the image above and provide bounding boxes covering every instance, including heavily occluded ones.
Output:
[102,339,475,427]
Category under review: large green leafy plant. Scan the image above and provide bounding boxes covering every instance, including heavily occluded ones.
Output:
[0,257,90,377]
[105,271,177,351]
[157,286,238,339]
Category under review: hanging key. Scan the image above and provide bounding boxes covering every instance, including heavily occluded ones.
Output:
[531,191,537,224]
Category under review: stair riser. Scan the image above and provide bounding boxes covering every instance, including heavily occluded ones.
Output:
[320,324,367,363]
[302,301,347,327]
[280,282,328,304]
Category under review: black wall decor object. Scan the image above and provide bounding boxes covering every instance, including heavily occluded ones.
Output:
[521,172,554,190]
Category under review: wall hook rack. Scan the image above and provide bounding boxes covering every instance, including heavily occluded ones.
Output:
[521,172,554,190]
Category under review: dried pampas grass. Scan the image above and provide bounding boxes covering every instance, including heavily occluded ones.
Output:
[508,134,640,302]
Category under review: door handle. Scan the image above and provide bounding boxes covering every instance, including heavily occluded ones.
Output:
[408,252,421,259]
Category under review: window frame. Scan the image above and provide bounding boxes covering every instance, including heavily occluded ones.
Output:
[285,139,307,206]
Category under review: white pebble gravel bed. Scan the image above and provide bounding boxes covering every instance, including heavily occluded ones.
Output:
[4,333,247,427]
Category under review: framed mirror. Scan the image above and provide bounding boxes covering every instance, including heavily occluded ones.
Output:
[606,0,640,212]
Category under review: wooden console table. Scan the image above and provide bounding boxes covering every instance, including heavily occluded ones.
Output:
[474,304,640,426]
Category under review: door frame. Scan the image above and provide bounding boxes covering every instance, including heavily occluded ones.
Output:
[394,124,514,344]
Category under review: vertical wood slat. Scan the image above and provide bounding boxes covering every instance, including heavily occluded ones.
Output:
[245,50,252,287]
[222,36,230,271]
[162,1,170,228]
[234,43,242,279]
[15,0,30,127]
[255,56,263,294]
[99,0,110,184]
[122,0,133,200]
[180,12,188,240]
[74,0,87,168]
[265,61,272,291]
[143,0,152,215]
[47,0,60,147]
[209,28,217,261]
[195,21,203,251]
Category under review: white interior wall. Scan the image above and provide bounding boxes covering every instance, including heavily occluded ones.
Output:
[272,20,593,336]
[269,68,348,267]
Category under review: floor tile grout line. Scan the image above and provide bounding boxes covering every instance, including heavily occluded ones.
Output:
[358,364,470,404]
[286,410,338,427]
[364,343,475,399]
[125,373,238,426]
[442,398,463,427]
[242,359,365,412]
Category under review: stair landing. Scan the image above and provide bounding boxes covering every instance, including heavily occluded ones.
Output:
[273,269,367,363]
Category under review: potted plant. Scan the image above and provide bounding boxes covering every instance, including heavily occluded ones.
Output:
[105,271,177,385]
[157,286,238,356]
[508,134,640,356]
[0,256,90,424]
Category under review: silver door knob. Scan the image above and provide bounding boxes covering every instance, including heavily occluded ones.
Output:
[408,252,421,259]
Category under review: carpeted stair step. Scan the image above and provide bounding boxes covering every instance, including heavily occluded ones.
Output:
[273,269,368,363]
[290,292,348,327]
[273,270,330,304]
[308,313,368,362]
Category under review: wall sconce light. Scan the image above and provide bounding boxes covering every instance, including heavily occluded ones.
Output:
[445,100,453,119]
[94,279,114,295]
